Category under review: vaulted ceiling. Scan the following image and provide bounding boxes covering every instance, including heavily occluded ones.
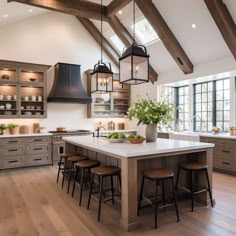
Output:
[1,0,236,82]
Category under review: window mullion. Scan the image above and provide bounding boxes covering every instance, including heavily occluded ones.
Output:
[213,81,217,127]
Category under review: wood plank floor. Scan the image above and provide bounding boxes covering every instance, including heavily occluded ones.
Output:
[0,166,236,236]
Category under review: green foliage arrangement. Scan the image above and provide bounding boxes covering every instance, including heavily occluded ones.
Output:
[7,123,18,129]
[0,124,7,135]
[128,97,175,126]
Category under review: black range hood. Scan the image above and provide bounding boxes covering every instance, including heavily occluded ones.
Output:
[47,63,92,104]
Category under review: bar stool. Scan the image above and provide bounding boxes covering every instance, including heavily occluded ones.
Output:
[138,168,179,229]
[72,159,101,206]
[87,166,121,222]
[56,152,77,185]
[66,155,88,193]
[175,162,214,211]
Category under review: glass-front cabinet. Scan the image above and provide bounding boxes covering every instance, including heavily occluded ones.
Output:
[0,60,49,119]
[87,71,130,118]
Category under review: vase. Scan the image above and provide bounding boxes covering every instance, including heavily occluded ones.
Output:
[146,124,157,142]
[9,128,16,135]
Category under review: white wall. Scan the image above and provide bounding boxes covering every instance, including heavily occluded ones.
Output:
[0,12,124,132]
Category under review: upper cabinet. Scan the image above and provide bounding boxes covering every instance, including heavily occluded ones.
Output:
[86,71,130,118]
[0,60,50,119]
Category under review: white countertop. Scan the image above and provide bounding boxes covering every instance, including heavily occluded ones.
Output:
[63,136,214,158]
[100,130,136,133]
[0,133,52,138]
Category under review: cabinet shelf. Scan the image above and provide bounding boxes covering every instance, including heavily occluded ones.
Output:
[21,100,43,103]
[0,100,17,102]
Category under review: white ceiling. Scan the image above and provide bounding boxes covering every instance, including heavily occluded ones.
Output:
[0,0,235,74]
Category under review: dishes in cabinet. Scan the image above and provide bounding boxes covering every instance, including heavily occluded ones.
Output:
[0,94,3,100]
[5,103,12,109]
[24,111,32,115]
[1,74,10,80]
[3,111,12,115]
[6,95,11,101]
[0,105,4,109]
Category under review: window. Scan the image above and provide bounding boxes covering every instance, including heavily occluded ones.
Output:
[160,86,175,103]
[193,79,230,132]
[109,34,125,54]
[176,86,189,131]
[130,18,159,45]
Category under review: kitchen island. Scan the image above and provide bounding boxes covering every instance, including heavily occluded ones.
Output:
[63,136,214,231]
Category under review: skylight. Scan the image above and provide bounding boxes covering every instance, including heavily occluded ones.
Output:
[109,34,125,54]
[131,18,159,45]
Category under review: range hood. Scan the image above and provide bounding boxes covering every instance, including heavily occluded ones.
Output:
[47,63,92,104]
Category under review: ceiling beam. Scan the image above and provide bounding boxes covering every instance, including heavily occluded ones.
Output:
[78,17,119,68]
[204,0,236,59]
[135,0,193,74]
[8,0,109,21]
[107,0,132,17]
[108,15,158,83]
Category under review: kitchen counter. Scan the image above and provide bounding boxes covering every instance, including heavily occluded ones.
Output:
[0,133,52,138]
[63,136,214,231]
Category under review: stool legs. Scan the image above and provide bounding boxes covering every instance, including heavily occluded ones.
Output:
[155,179,158,229]
[190,170,194,212]
[87,174,94,210]
[161,179,166,212]
[171,177,180,222]
[57,156,63,183]
[67,161,74,193]
[98,176,104,222]
[110,176,114,206]
[72,166,80,198]
[137,177,145,216]
[205,169,214,207]
[62,158,68,188]
[79,168,85,206]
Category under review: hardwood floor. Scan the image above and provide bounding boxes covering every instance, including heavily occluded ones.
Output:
[0,166,236,236]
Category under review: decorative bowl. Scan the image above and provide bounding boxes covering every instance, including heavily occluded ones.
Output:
[1,74,10,80]
[105,138,126,143]
[127,138,146,144]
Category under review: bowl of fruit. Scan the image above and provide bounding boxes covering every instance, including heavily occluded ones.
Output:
[105,132,126,143]
[211,127,220,134]
[127,135,146,144]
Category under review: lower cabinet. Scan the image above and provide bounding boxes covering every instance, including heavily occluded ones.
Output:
[0,135,52,170]
[200,136,236,174]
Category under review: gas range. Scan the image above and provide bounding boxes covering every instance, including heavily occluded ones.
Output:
[49,130,93,141]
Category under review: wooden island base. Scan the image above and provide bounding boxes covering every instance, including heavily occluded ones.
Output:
[64,137,214,232]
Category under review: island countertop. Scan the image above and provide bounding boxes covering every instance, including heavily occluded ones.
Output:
[63,136,214,158]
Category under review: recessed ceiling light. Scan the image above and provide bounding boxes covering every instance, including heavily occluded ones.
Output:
[118,10,122,14]
[192,24,197,29]
[28,9,33,12]
[3,14,8,18]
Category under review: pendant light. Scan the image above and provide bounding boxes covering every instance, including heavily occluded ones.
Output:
[91,0,113,93]
[119,0,150,85]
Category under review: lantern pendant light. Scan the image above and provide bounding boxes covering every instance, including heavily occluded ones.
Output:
[119,0,150,85]
[91,0,113,93]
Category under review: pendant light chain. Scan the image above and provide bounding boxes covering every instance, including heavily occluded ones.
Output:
[101,0,103,62]
[133,0,136,45]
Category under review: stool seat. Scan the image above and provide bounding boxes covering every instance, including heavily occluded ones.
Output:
[91,166,121,176]
[180,162,208,170]
[143,168,174,179]
[75,160,100,168]
[60,153,78,158]
[68,155,88,162]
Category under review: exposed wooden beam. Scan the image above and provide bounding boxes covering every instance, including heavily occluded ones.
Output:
[78,17,119,67]
[135,0,193,74]
[108,15,158,83]
[204,0,236,59]
[107,0,132,17]
[8,0,109,21]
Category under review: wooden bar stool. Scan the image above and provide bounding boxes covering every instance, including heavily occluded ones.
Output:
[56,152,77,185]
[138,168,179,229]
[87,166,121,222]
[66,155,88,193]
[175,162,214,211]
[72,159,100,206]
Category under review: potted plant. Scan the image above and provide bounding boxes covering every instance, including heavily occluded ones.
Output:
[7,123,18,135]
[0,124,7,135]
[128,97,175,142]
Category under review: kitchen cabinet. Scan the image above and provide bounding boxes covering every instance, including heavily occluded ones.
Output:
[0,60,50,119]
[0,134,52,170]
[200,136,236,175]
[86,70,130,118]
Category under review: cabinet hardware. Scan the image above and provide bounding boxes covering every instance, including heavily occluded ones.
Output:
[222,162,230,165]
[8,149,18,152]
[9,160,18,163]
[34,139,42,142]
[34,158,42,161]
[34,148,43,150]
[222,150,230,153]
[8,140,18,143]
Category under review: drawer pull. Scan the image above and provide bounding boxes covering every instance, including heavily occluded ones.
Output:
[9,160,18,163]
[34,148,43,151]
[34,158,42,161]
[222,150,230,153]
[8,149,18,152]
[222,162,230,165]
[8,140,19,143]
[34,139,43,142]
